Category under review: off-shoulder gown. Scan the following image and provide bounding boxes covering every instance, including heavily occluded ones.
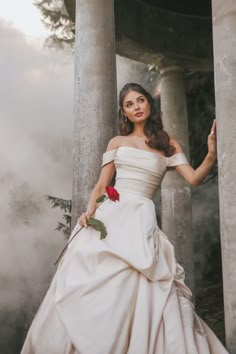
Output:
[21,146,229,354]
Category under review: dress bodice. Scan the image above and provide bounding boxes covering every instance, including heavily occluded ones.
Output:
[102,146,189,199]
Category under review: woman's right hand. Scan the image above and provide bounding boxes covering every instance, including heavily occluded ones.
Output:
[77,211,91,228]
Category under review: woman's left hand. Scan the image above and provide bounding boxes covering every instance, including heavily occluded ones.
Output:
[207,118,217,157]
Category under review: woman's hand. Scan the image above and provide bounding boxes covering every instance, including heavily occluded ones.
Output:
[77,211,91,228]
[207,119,217,157]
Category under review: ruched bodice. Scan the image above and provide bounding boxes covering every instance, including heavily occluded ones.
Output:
[102,146,190,199]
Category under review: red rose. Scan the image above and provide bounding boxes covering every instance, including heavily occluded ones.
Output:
[105,186,120,202]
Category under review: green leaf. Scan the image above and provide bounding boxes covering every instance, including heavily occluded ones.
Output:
[88,217,107,240]
[96,194,107,203]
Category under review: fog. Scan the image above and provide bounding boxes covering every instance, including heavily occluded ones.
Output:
[0,18,160,352]
[0,15,221,354]
[0,20,74,352]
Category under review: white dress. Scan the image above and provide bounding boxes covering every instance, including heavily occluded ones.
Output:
[21,146,229,354]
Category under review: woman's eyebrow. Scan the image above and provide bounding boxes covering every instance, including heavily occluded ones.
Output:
[124,95,144,104]
[125,100,132,104]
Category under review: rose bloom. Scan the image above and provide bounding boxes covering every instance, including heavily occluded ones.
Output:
[105,186,120,202]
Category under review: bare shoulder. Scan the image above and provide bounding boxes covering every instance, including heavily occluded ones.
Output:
[169,136,184,154]
[106,136,123,151]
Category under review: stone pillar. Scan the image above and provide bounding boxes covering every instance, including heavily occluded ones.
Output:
[212,1,236,350]
[72,0,117,227]
[160,66,194,291]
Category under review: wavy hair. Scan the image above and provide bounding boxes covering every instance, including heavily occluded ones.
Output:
[118,83,175,157]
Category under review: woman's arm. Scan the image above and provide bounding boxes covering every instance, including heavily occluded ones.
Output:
[170,119,217,186]
[78,137,120,227]
[85,162,116,215]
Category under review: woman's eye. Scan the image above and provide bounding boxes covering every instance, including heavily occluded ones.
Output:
[139,98,145,103]
[126,103,132,108]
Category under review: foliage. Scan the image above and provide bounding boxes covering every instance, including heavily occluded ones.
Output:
[88,217,107,240]
[186,71,218,182]
[34,0,75,48]
[46,195,72,239]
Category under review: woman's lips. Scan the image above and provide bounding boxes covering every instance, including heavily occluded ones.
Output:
[135,112,143,117]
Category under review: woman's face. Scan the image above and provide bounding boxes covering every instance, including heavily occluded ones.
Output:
[122,90,150,124]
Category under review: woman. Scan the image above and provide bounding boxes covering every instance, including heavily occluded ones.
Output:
[21,83,229,354]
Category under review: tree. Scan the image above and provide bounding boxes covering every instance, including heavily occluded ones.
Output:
[34,0,75,48]
[46,195,72,239]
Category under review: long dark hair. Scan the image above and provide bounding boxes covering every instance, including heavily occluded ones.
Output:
[118,83,175,157]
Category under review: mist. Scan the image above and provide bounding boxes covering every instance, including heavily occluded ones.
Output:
[0,18,160,353]
[0,20,74,352]
[0,14,222,353]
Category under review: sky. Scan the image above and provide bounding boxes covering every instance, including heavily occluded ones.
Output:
[0,0,49,38]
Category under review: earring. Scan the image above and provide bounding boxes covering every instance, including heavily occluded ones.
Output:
[124,115,127,123]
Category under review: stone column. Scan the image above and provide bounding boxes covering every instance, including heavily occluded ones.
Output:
[212,1,236,350]
[160,66,194,291]
[72,0,117,227]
